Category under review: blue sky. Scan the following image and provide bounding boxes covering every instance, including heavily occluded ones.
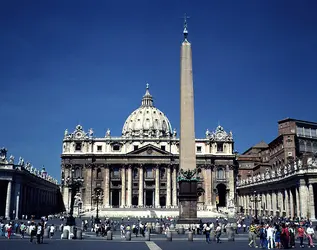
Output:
[1,0,316,180]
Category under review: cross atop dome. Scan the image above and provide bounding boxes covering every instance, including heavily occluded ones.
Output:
[142,83,153,107]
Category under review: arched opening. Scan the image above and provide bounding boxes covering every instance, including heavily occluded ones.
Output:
[111,190,120,207]
[96,168,102,179]
[216,183,227,207]
[160,196,166,207]
[132,196,138,206]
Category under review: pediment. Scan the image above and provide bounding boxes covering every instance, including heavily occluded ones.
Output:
[127,144,172,156]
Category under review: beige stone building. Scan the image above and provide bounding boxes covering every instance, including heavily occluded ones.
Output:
[237,118,317,220]
[61,85,237,214]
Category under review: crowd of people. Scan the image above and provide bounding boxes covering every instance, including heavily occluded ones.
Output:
[248,219,315,248]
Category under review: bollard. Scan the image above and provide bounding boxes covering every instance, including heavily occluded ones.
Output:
[166,231,172,241]
[125,231,131,241]
[178,226,185,234]
[62,229,69,239]
[188,231,193,241]
[227,226,235,241]
[145,231,150,241]
[106,230,113,240]
[76,228,82,240]
[44,227,50,238]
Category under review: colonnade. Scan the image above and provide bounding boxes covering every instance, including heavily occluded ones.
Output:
[238,183,316,220]
[3,180,59,219]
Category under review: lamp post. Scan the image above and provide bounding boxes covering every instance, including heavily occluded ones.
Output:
[61,168,84,226]
[92,187,103,224]
[249,190,262,223]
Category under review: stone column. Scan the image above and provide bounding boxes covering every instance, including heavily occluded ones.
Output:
[204,167,211,206]
[155,166,160,208]
[138,165,144,207]
[272,192,277,216]
[103,167,110,208]
[127,166,132,207]
[308,184,316,220]
[289,189,294,218]
[15,184,21,220]
[284,190,289,218]
[166,165,171,207]
[5,181,12,220]
[172,165,177,207]
[121,167,126,207]
[278,191,283,215]
[296,187,300,217]
[299,185,308,218]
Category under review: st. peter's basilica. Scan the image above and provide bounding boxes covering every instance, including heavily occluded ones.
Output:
[61,85,237,213]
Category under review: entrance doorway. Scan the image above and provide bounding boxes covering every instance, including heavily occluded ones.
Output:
[216,183,227,207]
[111,190,120,207]
[132,196,138,206]
[146,190,153,206]
[160,196,166,207]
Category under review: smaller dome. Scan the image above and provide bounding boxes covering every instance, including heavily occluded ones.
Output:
[122,84,173,138]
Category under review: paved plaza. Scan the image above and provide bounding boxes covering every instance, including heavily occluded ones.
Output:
[0,238,249,250]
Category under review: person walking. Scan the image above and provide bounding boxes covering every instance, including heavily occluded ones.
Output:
[204,223,211,243]
[215,223,222,243]
[297,225,305,248]
[306,225,315,248]
[36,223,42,244]
[248,222,258,248]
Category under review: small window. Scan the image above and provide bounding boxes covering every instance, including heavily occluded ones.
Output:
[197,146,202,153]
[97,145,102,151]
[75,143,82,151]
[217,143,223,152]
[113,145,120,151]
[134,145,138,151]
[161,183,166,187]
[133,183,138,187]
[161,145,166,151]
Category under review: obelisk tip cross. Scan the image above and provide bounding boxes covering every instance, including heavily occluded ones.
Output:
[183,13,190,41]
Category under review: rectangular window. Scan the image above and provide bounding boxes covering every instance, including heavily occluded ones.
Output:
[113,145,120,151]
[134,145,138,151]
[217,143,223,152]
[146,168,153,178]
[305,128,311,137]
[297,126,304,136]
[112,167,120,178]
[196,146,202,153]
[97,145,102,151]
[161,145,166,151]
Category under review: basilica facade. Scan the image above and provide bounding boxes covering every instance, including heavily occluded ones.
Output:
[61,86,237,213]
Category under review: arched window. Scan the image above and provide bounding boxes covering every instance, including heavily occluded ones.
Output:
[217,168,225,179]
[96,168,102,179]
[73,167,81,178]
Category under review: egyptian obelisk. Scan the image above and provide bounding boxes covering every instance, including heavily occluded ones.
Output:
[178,15,199,225]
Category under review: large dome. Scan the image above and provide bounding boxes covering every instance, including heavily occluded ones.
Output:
[122,84,173,138]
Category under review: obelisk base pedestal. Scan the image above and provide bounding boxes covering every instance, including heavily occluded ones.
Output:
[177,181,200,228]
